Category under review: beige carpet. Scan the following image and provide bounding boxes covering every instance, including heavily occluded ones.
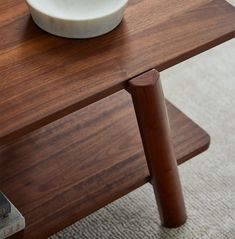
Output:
[51,2,235,238]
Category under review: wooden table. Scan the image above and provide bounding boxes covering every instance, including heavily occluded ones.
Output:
[0,0,235,238]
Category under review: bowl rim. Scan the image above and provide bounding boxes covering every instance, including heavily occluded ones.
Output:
[25,0,129,21]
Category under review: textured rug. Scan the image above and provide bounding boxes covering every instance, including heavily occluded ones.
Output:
[51,2,235,238]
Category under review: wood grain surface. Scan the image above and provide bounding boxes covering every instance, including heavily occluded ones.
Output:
[129,70,186,227]
[0,0,234,144]
[0,91,210,238]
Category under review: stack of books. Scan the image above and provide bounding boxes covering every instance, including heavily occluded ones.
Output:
[0,192,25,238]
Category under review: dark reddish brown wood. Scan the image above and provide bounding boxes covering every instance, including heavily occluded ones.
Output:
[0,0,234,144]
[128,70,186,227]
[9,231,24,239]
[0,90,210,238]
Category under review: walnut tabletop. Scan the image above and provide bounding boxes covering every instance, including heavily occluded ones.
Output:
[0,0,235,145]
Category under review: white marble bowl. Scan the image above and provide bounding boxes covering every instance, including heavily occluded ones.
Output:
[25,0,128,39]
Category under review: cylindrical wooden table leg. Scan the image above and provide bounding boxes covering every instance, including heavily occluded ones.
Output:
[128,69,187,228]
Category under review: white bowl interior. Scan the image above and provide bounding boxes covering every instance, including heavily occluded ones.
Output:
[27,0,128,20]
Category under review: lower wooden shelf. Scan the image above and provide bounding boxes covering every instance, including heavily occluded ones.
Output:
[0,90,210,238]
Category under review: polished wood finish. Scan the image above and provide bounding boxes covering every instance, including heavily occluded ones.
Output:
[0,0,235,144]
[1,0,231,236]
[128,70,186,227]
[0,90,210,238]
